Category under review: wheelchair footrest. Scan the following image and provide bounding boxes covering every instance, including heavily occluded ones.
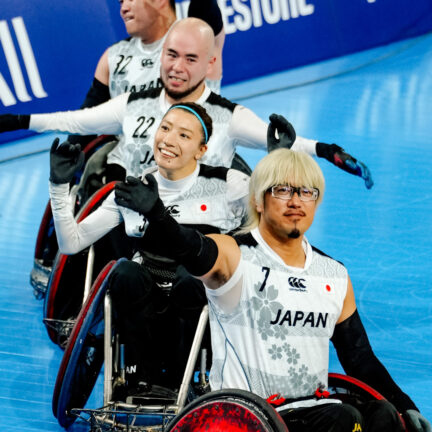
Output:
[70,402,178,431]
[43,317,76,348]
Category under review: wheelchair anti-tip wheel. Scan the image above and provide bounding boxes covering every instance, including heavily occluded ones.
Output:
[52,259,120,428]
[165,389,288,432]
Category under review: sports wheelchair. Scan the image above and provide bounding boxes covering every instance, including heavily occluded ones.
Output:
[30,133,252,302]
[37,136,253,347]
[52,259,408,432]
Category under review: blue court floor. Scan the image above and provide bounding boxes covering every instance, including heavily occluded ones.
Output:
[0,32,431,430]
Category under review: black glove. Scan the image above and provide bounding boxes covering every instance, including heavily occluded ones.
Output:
[0,114,30,133]
[316,142,374,189]
[49,138,85,184]
[267,114,296,153]
[114,174,165,220]
[404,410,432,432]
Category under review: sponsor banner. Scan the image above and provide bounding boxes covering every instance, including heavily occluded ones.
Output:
[176,0,432,85]
[1,0,431,143]
[0,0,126,143]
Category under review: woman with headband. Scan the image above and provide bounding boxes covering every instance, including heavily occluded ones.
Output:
[49,102,250,400]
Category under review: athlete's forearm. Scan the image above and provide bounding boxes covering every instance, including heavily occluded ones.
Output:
[49,183,120,254]
[332,310,418,413]
[188,0,223,36]
[30,93,127,135]
[229,106,317,155]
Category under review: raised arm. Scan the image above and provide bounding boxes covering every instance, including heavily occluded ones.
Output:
[66,48,111,147]
[0,93,127,136]
[114,174,241,288]
[229,109,374,189]
[188,0,224,81]
[49,139,122,254]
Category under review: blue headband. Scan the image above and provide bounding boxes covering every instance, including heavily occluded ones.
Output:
[168,105,209,144]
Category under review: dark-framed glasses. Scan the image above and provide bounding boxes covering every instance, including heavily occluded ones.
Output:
[269,185,320,202]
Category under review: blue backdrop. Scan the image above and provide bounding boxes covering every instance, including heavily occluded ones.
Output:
[1,0,431,143]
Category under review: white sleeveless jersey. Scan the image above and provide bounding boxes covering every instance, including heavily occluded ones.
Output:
[107,86,249,176]
[206,228,348,401]
[108,36,221,97]
[108,37,164,98]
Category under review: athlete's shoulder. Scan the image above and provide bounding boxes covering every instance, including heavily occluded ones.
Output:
[109,36,133,50]
[233,231,257,248]
[128,87,162,102]
[227,168,250,183]
[311,245,345,268]
[205,92,237,112]
[198,163,229,181]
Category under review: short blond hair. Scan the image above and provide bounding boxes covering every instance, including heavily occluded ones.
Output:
[241,149,325,233]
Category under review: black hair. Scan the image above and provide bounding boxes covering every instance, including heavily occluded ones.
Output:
[170,0,176,12]
[167,102,213,145]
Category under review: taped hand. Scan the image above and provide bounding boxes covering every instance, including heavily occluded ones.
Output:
[316,142,374,189]
[49,138,85,184]
[267,114,296,153]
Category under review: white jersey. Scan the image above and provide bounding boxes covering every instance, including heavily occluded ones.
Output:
[30,86,317,176]
[108,37,164,97]
[108,35,220,97]
[205,228,347,402]
[108,85,262,175]
[49,164,248,256]
[106,34,220,172]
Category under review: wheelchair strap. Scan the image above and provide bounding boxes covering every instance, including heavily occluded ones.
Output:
[268,385,339,411]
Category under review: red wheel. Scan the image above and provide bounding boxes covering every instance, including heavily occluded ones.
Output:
[43,182,121,346]
[52,259,120,428]
[328,373,407,430]
[166,389,288,432]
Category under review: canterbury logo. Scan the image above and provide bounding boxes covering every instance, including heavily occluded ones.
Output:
[0,17,47,106]
[166,205,180,215]
[288,277,306,289]
[141,58,154,68]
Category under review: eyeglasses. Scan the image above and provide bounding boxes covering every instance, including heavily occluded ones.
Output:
[269,185,320,202]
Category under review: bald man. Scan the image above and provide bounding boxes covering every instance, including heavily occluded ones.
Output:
[1,17,372,187]
[65,0,224,157]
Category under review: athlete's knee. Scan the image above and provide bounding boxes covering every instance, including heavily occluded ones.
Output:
[109,260,152,300]
[363,399,405,432]
[335,404,363,432]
